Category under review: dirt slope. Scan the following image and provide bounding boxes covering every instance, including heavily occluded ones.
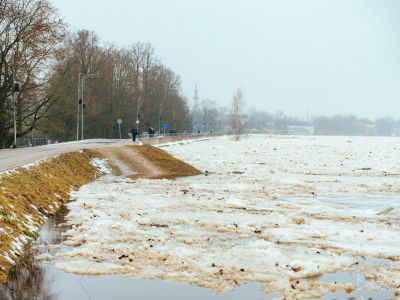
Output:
[98,144,202,179]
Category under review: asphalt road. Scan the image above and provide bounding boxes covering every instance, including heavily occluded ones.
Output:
[0,139,124,173]
[0,135,209,173]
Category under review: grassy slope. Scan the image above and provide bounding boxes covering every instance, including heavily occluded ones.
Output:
[0,150,101,283]
[126,144,202,179]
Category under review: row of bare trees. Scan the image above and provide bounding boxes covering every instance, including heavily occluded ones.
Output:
[0,0,192,147]
[42,29,191,141]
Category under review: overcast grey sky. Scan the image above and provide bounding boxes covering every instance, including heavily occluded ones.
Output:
[50,0,400,119]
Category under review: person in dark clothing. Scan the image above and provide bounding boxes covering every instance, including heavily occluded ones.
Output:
[131,127,138,142]
[148,127,155,138]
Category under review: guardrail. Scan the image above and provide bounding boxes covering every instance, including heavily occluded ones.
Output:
[138,132,217,139]
[23,137,48,147]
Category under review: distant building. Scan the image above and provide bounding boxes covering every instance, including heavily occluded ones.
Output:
[358,124,375,136]
[287,125,314,135]
[391,128,400,136]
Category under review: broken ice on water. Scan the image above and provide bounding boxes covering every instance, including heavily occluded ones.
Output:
[54,135,400,299]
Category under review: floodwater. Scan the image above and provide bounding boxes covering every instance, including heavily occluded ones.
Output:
[0,201,397,300]
[0,206,271,300]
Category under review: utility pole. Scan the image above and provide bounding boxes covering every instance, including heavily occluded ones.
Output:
[81,76,85,140]
[12,53,20,148]
[77,72,95,140]
[136,85,140,131]
[173,107,176,131]
[76,72,81,140]
[192,85,199,133]
[12,83,17,148]
[158,103,161,134]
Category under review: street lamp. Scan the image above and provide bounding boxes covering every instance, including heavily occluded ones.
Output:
[76,72,81,140]
[136,101,140,131]
[158,103,162,135]
[12,81,21,148]
[76,72,95,140]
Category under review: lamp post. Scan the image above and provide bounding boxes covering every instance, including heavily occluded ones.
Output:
[172,107,176,131]
[81,75,85,140]
[158,103,161,135]
[76,72,82,140]
[136,100,140,131]
[77,72,95,140]
[12,81,21,148]
[12,50,21,148]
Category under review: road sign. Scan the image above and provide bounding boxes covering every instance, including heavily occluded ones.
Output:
[117,118,122,140]
[161,123,168,130]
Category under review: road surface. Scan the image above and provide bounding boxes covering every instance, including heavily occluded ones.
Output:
[0,135,210,173]
[0,139,125,173]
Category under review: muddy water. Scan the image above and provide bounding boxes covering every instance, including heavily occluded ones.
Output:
[0,206,271,300]
[0,201,397,300]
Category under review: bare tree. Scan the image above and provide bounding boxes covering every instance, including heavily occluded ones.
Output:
[72,30,100,74]
[231,88,244,140]
[0,0,65,147]
[128,42,155,132]
[43,37,192,140]
[199,99,220,134]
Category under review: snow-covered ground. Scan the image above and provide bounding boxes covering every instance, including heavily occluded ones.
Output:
[54,135,400,299]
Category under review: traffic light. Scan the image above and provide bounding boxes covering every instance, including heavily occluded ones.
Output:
[14,82,21,92]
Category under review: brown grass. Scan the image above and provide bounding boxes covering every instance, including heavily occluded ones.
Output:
[0,150,102,283]
[125,144,202,179]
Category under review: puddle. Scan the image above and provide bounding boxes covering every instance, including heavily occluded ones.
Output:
[312,289,395,300]
[317,272,395,298]
[313,257,396,300]
[314,195,400,211]
[0,206,271,300]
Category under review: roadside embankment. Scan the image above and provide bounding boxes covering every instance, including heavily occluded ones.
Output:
[141,134,216,146]
[0,150,105,283]
[0,142,203,284]
[98,144,202,179]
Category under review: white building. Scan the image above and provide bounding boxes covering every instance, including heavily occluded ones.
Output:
[287,125,314,135]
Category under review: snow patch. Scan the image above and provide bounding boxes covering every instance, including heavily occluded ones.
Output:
[90,158,112,174]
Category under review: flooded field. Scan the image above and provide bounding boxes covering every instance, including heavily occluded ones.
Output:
[0,207,269,300]
[2,135,400,299]
[0,201,395,300]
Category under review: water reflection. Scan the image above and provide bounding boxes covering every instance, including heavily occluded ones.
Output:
[0,206,70,300]
[0,206,269,300]
[0,203,396,300]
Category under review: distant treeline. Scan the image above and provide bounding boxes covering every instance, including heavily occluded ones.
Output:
[246,110,400,136]
[312,115,399,136]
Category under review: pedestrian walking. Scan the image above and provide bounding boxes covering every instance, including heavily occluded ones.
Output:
[131,127,138,142]
[149,127,155,138]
